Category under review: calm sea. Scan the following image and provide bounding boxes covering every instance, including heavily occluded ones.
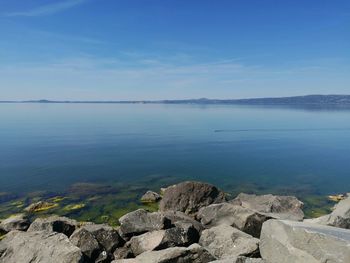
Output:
[1,103,350,197]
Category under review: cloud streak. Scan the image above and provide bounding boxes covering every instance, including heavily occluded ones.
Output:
[5,0,87,17]
[2,54,347,101]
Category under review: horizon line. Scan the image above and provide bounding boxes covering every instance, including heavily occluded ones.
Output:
[1,94,350,104]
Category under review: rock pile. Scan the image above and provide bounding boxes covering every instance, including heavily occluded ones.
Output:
[1,181,350,263]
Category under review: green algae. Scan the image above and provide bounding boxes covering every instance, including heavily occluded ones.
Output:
[31,202,59,213]
[303,195,333,218]
[0,179,339,226]
[0,232,6,241]
[63,203,86,211]
[50,196,67,203]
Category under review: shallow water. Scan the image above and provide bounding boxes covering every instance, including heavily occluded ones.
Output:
[1,103,350,222]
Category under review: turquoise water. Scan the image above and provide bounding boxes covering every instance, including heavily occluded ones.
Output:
[1,103,350,198]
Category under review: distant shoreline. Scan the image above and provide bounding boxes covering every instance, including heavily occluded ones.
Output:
[1,95,350,105]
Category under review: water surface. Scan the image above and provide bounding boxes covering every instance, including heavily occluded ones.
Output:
[1,103,349,222]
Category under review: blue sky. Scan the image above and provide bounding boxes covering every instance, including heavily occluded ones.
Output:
[0,0,349,100]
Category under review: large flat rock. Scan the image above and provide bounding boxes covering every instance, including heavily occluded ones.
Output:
[199,225,259,259]
[197,203,270,237]
[0,230,84,263]
[232,193,304,221]
[118,209,171,238]
[112,243,215,263]
[260,219,350,263]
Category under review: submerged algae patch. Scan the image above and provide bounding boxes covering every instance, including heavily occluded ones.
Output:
[303,195,333,218]
[63,203,86,211]
[50,196,67,203]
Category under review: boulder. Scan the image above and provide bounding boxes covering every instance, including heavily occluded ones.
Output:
[163,210,204,233]
[199,225,259,259]
[113,247,134,259]
[159,181,226,215]
[0,214,30,233]
[161,221,200,247]
[231,193,304,221]
[141,191,161,203]
[69,228,100,261]
[27,215,78,237]
[118,209,171,238]
[197,203,270,237]
[128,230,166,256]
[112,243,215,263]
[260,219,350,263]
[210,257,264,263]
[82,223,124,254]
[305,196,350,229]
[232,193,304,221]
[129,223,199,256]
[0,230,84,263]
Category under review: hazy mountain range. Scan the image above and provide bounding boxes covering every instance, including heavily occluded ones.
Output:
[1,95,350,105]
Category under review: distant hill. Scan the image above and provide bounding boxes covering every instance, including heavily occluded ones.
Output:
[2,95,350,105]
[160,95,350,105]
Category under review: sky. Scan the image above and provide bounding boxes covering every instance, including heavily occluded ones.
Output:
[0,0,349,100]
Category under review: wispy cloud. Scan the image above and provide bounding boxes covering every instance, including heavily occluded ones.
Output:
[5,0,87,17]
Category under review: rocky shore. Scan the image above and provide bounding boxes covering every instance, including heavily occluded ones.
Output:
[1,181,350,263]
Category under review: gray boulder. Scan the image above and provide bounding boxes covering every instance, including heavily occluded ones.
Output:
[129,223,199,256]
[210,257,264,263]
[118,209,171,238]
[163,210,204,233]
[199,225,259,259]
[161,221,199,247]
[113,247,134,259]
[260,219,350,263]
[0,230,84,263]
[0,214,30,233]
[112,243,215,263]
[69,227,100,261]
[159,181,226,215]
[27,215,78,237]
[128,230,166,256]
[141,191,161,203]
[305,196,350,229]
[197,203,270,237]
[232,193,304,221]
[82,223,124,254]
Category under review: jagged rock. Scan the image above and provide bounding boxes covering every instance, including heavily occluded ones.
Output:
[163,210,204,233]
[199,225,259,259]
[162,221,200,247]
[27,215,78,237]
[210,257,264,263]
[260,219,350,263]
[0,214,30,233]
[232,193,304,221]
[197,203,270,237]
[159,181,226,215]
[0,230,84,263]
[113,247,134,259]
[82,223,124,254]
[69,228,100,261]
[141,191,161,202]
[24,201,58,213]
[118,209,171,238]
[129,223,199,256]
[112,243,215,263]
[305,196,350,229]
